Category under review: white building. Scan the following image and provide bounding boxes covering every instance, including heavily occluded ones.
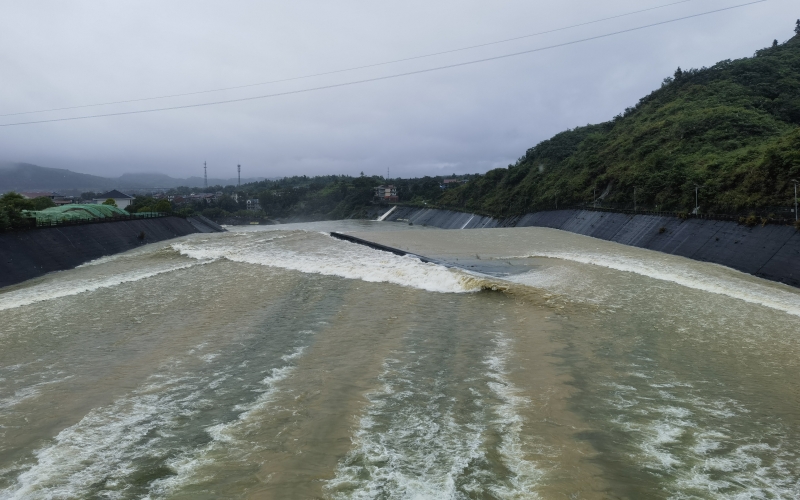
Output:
[94,190,134,209]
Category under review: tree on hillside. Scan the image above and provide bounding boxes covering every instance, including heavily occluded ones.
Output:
[31,196,56,210]
[795,19,800,35]
[0,192,34,231]
[154,199,172,213]
[102,198,117,207]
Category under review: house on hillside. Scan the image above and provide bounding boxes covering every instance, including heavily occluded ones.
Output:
[19,191,61,200]
[93,190,133,209]
[440,179,464,189]
[374,185,399,203]
[20,191,74,205]
[246,199,261,211]
[190,193,216,203]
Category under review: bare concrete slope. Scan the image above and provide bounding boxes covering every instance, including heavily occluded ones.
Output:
[382,207,800,288]
[0,216,221,288]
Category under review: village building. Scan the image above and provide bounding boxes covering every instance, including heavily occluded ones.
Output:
[440,179,464,189]
[19,191,60,200]
[20,191,75,205]
[93,190,134,209]
[374,185,399,203]
[189,193,216,203]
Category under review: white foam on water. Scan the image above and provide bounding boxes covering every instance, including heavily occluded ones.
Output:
[327,336,546,500]
[145,346,306,497]
[325,358,490,499]
[504,251,800,317]
[0,375,207,500]
[74,244,164,268]
[484,335,545,499]
[171,231,481,294]
[1,344,307,500]
[674,442,800,498]
[0,261,204,312]
[640,421,686,469]
[603,373,800,498]
[0,375,74,411]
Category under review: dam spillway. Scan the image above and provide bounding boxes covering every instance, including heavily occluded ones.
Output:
[380,207,800,288]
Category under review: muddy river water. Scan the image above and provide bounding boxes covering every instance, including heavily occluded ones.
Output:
[0,221,798,499]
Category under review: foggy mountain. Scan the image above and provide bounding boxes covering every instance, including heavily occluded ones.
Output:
[0,162,265,193]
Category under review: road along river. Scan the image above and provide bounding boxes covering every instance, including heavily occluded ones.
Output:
[0,221,798,499]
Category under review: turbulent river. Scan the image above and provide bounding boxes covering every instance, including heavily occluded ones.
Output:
[0,221,798,499]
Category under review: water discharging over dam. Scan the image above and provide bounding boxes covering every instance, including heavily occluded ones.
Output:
[0,221,798,499]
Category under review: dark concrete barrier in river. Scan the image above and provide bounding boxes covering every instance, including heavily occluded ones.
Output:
[0,216,224,288]
[382,207,800,288]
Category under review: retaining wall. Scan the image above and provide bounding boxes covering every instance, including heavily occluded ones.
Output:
[381,207,800,288]
[0,216,222,288]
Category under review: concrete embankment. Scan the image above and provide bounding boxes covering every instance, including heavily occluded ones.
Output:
[381,207,800,288]
[0,216,223,288]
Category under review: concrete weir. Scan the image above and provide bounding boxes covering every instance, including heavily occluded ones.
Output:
[0,215,224,288]
[380,207,800,288]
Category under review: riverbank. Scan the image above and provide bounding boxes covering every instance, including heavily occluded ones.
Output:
[379,207,800,288]
[0,215,224,288]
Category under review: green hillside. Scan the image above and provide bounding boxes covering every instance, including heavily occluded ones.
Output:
[441,26,800,216]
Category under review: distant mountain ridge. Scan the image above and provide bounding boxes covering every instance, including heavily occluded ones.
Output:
[0,162,265,193]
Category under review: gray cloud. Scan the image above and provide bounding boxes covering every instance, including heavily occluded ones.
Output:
[0,0,795,180]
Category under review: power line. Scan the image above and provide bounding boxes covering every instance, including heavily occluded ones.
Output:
[0,0,705,118]
[0,1,765,128]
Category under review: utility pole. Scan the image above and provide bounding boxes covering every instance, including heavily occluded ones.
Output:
[204,161,207,189]
[238,164,241,189]
[593,185,596,209]
[793,179,799,221]
[694,184,700,214]
[634,187,637,212]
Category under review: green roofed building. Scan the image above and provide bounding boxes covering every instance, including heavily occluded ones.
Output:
[21,204,135,225]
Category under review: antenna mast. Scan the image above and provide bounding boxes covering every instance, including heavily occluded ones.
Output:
[204,161,207,188]
[237,164,241,188]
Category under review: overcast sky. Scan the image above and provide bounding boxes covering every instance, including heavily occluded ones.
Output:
[0,0,796,180]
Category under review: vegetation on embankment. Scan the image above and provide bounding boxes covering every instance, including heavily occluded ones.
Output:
[440,27,800,217]
[120,174,462,222]
[0,192,56,230]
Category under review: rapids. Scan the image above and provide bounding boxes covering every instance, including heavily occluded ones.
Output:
[0,221,798,499]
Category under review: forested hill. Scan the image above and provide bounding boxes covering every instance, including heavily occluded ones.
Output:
[440,27,800,216]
